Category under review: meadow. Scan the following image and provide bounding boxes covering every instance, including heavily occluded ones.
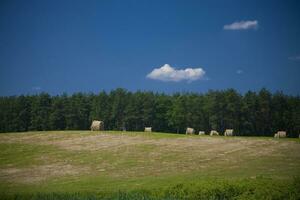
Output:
[0,131,300,199]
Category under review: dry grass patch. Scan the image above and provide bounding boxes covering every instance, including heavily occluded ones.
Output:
[0,163,90,184]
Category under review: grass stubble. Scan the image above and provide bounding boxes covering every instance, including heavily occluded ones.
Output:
[0,131,299,199]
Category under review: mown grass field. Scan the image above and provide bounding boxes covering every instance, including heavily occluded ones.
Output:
[0,131,300,199]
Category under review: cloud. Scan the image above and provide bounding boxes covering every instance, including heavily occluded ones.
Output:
[288,55,300,61]
[236,69,243,74]
[32,86,41,91]
[146,64,206,82]
[224,20,258,30]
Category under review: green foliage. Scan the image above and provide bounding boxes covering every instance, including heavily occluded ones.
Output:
[29,93,52,131]
[1,177,300,200]
[0,88,300,137]
[167,95,187,133]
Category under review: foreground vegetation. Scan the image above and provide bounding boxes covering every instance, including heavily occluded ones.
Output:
[0,131,300,199]
[1,178,300,200]
[1,88,300,137]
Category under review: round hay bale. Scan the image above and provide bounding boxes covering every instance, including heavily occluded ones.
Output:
[144,127,152,132]
[90,120,104,131]
[210,130,219,136]
[198,131,205,135]
[186,127,195,135]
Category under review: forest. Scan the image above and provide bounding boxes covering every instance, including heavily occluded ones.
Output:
[0,88,300,137]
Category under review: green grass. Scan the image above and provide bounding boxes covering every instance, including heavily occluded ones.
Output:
[0,131,300,199]
[1,177,300,200]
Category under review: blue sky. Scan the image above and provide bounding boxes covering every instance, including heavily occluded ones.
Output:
[0,0,299,95]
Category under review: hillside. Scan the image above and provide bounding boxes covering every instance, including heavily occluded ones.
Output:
[0,131,300,199]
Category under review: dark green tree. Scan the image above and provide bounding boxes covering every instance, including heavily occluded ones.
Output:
[29,93,51,131]
[167,95,187,133]
[49,95,67,130]
[1,88,300,137]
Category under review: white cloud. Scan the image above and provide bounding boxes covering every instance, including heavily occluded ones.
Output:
[236,69,243,74]
[224,20,258,30]
[146,64,206,82]
[288,55,300,61]
[32,86,41,91]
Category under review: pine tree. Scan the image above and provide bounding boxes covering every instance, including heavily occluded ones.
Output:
[29,93,51,131]
[167,95,186,133]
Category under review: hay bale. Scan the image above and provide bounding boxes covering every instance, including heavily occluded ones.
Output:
[186,127,195,135]
[210,130,219,136]
[224,129,234,136]
[277,131,286,138]
[90,120,104,131]
[198,131,205,135]
[144,127,152,132]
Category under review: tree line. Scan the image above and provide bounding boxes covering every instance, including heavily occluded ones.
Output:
[0,88,299,137]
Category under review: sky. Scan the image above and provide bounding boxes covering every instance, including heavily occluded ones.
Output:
[0,0,300,96]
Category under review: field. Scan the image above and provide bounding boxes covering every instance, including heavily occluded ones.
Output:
[0,131,300,199]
